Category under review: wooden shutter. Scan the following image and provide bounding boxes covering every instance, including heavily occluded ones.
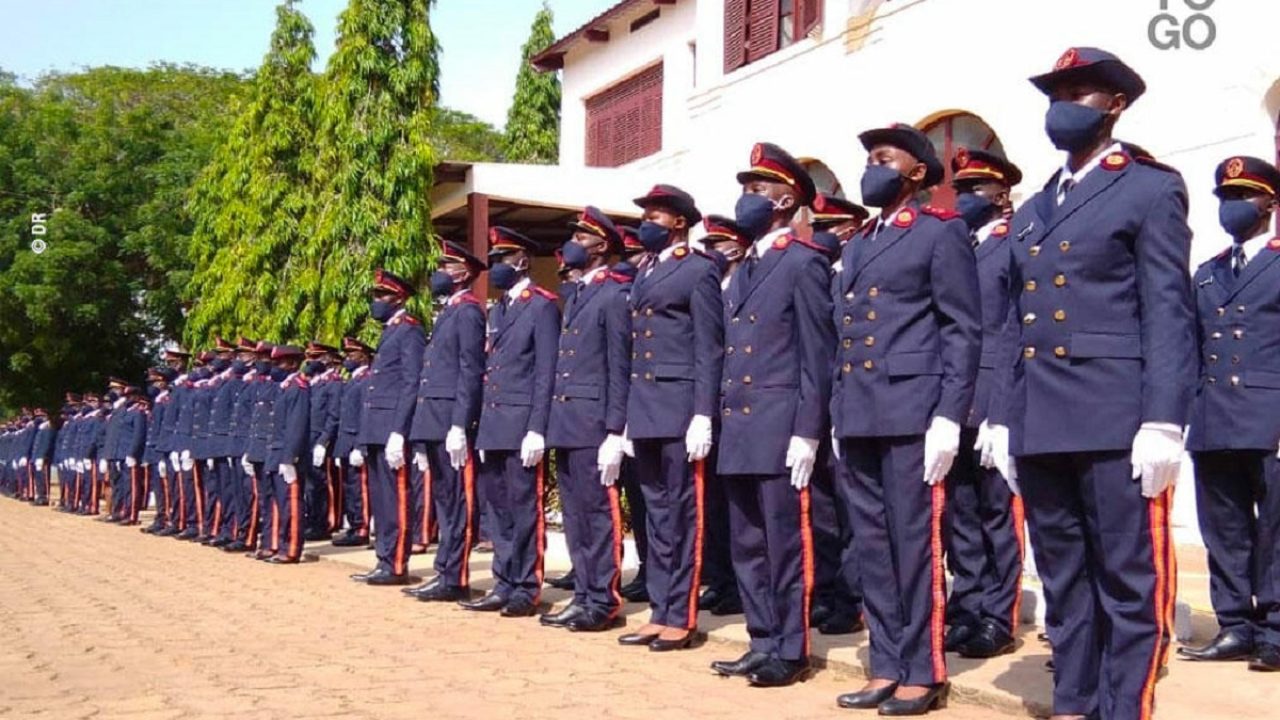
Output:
[724,0,748,73]
[746,0,781,64]
[797,0,822,37]
[584,63,664,168]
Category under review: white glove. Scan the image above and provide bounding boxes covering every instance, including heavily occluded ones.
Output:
[786,436,820,490]
[97,458,107,475]
[980,424,1018,495]
[975,421,993,465]
[335,457,343,468]
[620,426,635,458]
[19,457,27,468]
[385,432,405,470]
[446,425,468,470]
[81,458,91,473]
[158,460,168,477]
[684,414,713,462]
[240,453,253,475]
[414,450,429,473]
[169,451,180,468]
[312,444,326,468]
[597,434,625,487]
[831,427,841,461]
[35,459,43,471]
[181,455,194,472]
[923,416,961,486]
[181,449,191,463]
[520,431,546,468]
[205,458,213,470]
[125,456,137,468]
[348,448,365,467]
[1275,438,1279,460]
[1131,423,1184,498]
[479,450,487,464]
[280,463,297,484]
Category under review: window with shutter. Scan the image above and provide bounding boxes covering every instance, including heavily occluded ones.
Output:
[584,63,664,168]
[725,0,821,72]
[797,0,822,37]
[724,0,748,73]
[746,0,781,63]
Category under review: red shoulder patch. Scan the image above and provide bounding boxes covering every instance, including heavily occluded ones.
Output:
[920,205,959,221]
[673,246,689,259]
[893,207,918,228]
[992,222,1010,237]
[1268,238,1280,252]
[772,234,793,251]
[530,286,558,301]
[608,271,633,284]
[791,235,826,254]
[454,292,484,307]
[592,271,609,284]
[399,314,422,326]
[1101,152,1130,171]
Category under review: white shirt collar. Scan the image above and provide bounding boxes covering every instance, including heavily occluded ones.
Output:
[113,397,127,410]
[447,287,468,305]
[1237,233,1271,264]
[386,308,406,326]
[658,241,688,263]
[974,218,1004,246]
[580,265,610,285]
[506,277,531,300]
[753,227,790,258]
[1058,141,1123,196]
[280,371,299,387]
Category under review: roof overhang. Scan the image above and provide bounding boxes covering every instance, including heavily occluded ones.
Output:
[531,0,679,72]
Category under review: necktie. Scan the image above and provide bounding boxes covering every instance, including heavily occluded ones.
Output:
[1233,244,1247,278]
[971,232,980,250]
[741,247,759,284]
[1057,178,1076,206]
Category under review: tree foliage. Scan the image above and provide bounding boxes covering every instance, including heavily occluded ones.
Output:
[502,2,560,164]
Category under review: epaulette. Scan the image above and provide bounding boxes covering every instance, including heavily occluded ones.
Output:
[920,205,960,221]
[522,285,558,302]
[452,292,484,308]
[608,272,633,285]
[391,314,422,326]
[287,375,310,390]
[991,222,1010,238]
[1269,238,1280,252]
[1120,142,1180,175]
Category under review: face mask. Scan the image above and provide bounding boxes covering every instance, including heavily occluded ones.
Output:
[429,270,456,297]
[370,298,397,322]
[270,367,289,382]
[637,221,672,253]
[860,165,907,208]
[254,360,271,374]
[560,239,591,270]
[1219,200,1264,241]
[1045,101,1107,152]
[304,360,326,376]
[955,192,999,231]
[708,249,729,276]
[489,262,518,290]
[734,193,777,240]
[105,391,119,403]
[231,359,248,374]
[342,359,362,373]
[811,231,841,258]
[612,261,636,278]
[147,385,161,399]
[211,358,230,372]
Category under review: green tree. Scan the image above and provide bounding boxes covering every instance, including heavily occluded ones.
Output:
[434,107,505,162]
[502,2,560,164]
[184,0,317,348]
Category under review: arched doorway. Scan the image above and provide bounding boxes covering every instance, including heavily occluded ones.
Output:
[919,112,1006,210]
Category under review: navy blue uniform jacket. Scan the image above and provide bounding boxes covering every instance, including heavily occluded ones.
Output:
[967,221,1014,429]
[476,284,561,451]
[267,374,310,469]
[410,292,486,443]
[358,312,427,447]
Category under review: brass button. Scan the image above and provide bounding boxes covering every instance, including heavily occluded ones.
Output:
[631,310,639,318]
[726,346,735,355]
[1231,355,1241,365]
[561,329,568,336]
[864,336,875,347]
[731,317,740,324]
[842,362,853,374]
[568,349,575,356]
[631,352,638,360]
[644,329,653,338]
[631,373,638,379]
[1028,246,1041,257]
[1059,241,1071,252]
[843,338,853,349]
[723,408,731,417]
[645,308,653,316]
[863,360,875,371]
[1210,332,1223,340]
[1054,346,1067,358]
[573,328,580,335]
[866,310,877,321]
[1208,354,1219,363]
[869,287,880,298]
[1053,310,1066,322]
[562,372,570,378]
[742,406,751,415]
[744,345,753,354]
[1025,280,1037,292]
[725,378,733,386]
[632,332,638,339]
[644,372,653,380]
[843,315,853,326]
[845,292,855,301]
[1207,377,1217,384]
[1234,329,1245,340]
[743,375,752,385]
[749,314,757,323]
[1237,305,1246,314]
[1054,274,1067,288]
[1023,313,1037,325]
[1216,307,1226,317]
[644,351,653,359]
[1230,375,1241,387]
[1024,347,1037,359]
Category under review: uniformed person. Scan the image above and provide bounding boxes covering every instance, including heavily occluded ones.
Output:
[333,337,374,547]
[616,184,723,651]
[142,368,175,534]
[184,352,216,541]
[832,123,981,714]
[303,341,342,541]
[985,48,1196,720]
[99,378,129,522]
[156,348,190,534]
[220,338,261,552]
[56,394,80,511]
[540,208,631,632]
[462,228,560,617]
[614,225,651,604]
[810,193,869,270]
[943,148,1026,659]
[350,270,426,586]
[205,338,250,547]
[30,408,55,506]
[120,386,149,525]
[244,341,281,557]
[1178,156,1280,672]
[264,344,311,564]
[710,143,833,687]
[76,391,107,516]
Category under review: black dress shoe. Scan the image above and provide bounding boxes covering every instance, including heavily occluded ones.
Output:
[819,610,866,636]
[1248,643,1280,672]
[540,604,586,628]
[566,610,624,633]
[617,632,659,646]
[810,602,835,627]
[837,682,898,709]
[943,624,976,653]
[416,583,469,602]
[957,621,1017,659]
[710,650,772,677]
[709,592,743,616]
[748,658,811,688]
[209,537,232,548]
[698,586,727,610]
[176,529,199,541]
[500,598,538,617]
[266,555,300,564]
[304,529,331,542]
[649,631,697,652]
[1176,629,1255,662]
[364,568,411,586]
[350,569,376,582]
[403,577,441,596]
[546,569,577,590]
[619,575,649,603]
[141,524,162,535]
[459,593,508,612]
[156,527,180,537]
[199,535,217,545]
[332,533,369,548]
[222,541,248,553]
[878,683,949,716]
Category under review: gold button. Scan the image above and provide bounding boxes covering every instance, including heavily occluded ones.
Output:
[1053,310,1066,322]
[632,332,638,339]
[743,406,752,415]
[1210,332,1222,340]
[573,328,580,335]
[1230,375,1241,387]
[731,317,740,324]
[1054,346,1067,358]
[1217,307,1226,317]
[749,314,757,323]
[1025,280,1037,292]
[843,315,853,326]
[1237,305,1246,314]
[869,287,880,298]
[568,350,575,356]
[744,346,753,354]
[1234,329,1245,340]
[1059,241,1071,252]
[644,372,653,380]
[743,375,752,384]
[632,352,638,360]
[845,292,855,301]
[644,351,653,359]
[632,310,639,318]
[843,338,853,349]
[863,360,875,371]
[865,336,875,347]
[1231,356,1241,365]
[1207,377,1217,384]
[842,362,853,374]
[723,408,732,417]
[1024,347,1037,359]
[1023,313,1037,325]
[1054,274,1067,288]
[1028,246,1041,257]
[561,329,568,336]
[644,329,653,338]
[727,346,735,355]
[645,308,653,316]
[562,372,570,378]
[725,378,733,386]
[631,373,638,379]
[1208,354,1218,363]
[866,310,877,321]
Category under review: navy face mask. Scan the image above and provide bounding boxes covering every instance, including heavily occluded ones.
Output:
[210,358,231,372]
[343,359,362,373]
[734,193,777,240]
[1045,101,1107,153]
[429,270,456,298]
[560,240,591,270]
[488,262,518,291]
[637,221,671,253]
[254,360,271,374]
[860,165,907,208]
[231,359,248,374]
[369,298,397,322]
[270,367,289,382]
[955,192,999,231]
[1219,200,1264,240]
[304,360,326,376]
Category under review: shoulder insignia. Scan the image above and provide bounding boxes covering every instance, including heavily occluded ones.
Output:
[893,207,918,228]
[1269,238,1280,252]
[295,376,310,389]
[454,292,484,307]
[791,235,827,254]
[920,205,959,221]
[402,315,422,326]
[608,272,633,284]
[531,286,558,301]
[1133,155,1180,174]
[1102,152,1131,172]
[673,246,689,259]
[592,272,609,284]
[992,222,1010,238]
[773,234,793,251]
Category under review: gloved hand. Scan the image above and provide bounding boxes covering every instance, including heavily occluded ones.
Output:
[240,454,253,476]
[979,424,1018,494]
[923,416,961,486]
[181,454,194,472]
[205,458,213,470]
[334,457,343,469]
[478,450,486,464]
[312,444,326,468]
[414,450,429,473]
[620,426,635,458]
[348,448,365,468]
[169,451,180,469]
[35,458,44,472]
[786,436,819,490]
[1131,423,1184,498]
[385,432,405,470]
[158,460,168,478]
[831,427,841,461]
[19,457,27,468]
[520,431,545,468]
[181,449,191,464]
[1275,438,1279,460]
[125,456,137,468]
[82,458,91,474]
[98,458,108,475]
[280,463,297,484]
[684,414,713,462]
[445,425,468,470]
[597,433,625,487]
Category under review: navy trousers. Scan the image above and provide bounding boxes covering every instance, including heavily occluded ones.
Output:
[105,462,124,518]
[725,473,815,661]
[478,450,545,604]
[814,441,863,618]
[166,467,185,529]
[841,436,947,687]
[240,461,263,548]
[425,441,477,589]
[702,440,736,597]
[211,459,238,542]
[182,463,207,536]
[271,471,303,560]
[341,461,370,536]
[367,447,411,575]
[35,466,51,503]
[1018,451,1166,720]
[619,456,647,575]
[557,447,624,616]
[632,438,703,630]
[945,427,1025,635]
[251,461,275,551]
[1192,450,1280,646]
[410,459,435,547]
[303,457,331,537]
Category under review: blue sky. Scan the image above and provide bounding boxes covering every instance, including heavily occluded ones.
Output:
[0,0,610,128]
